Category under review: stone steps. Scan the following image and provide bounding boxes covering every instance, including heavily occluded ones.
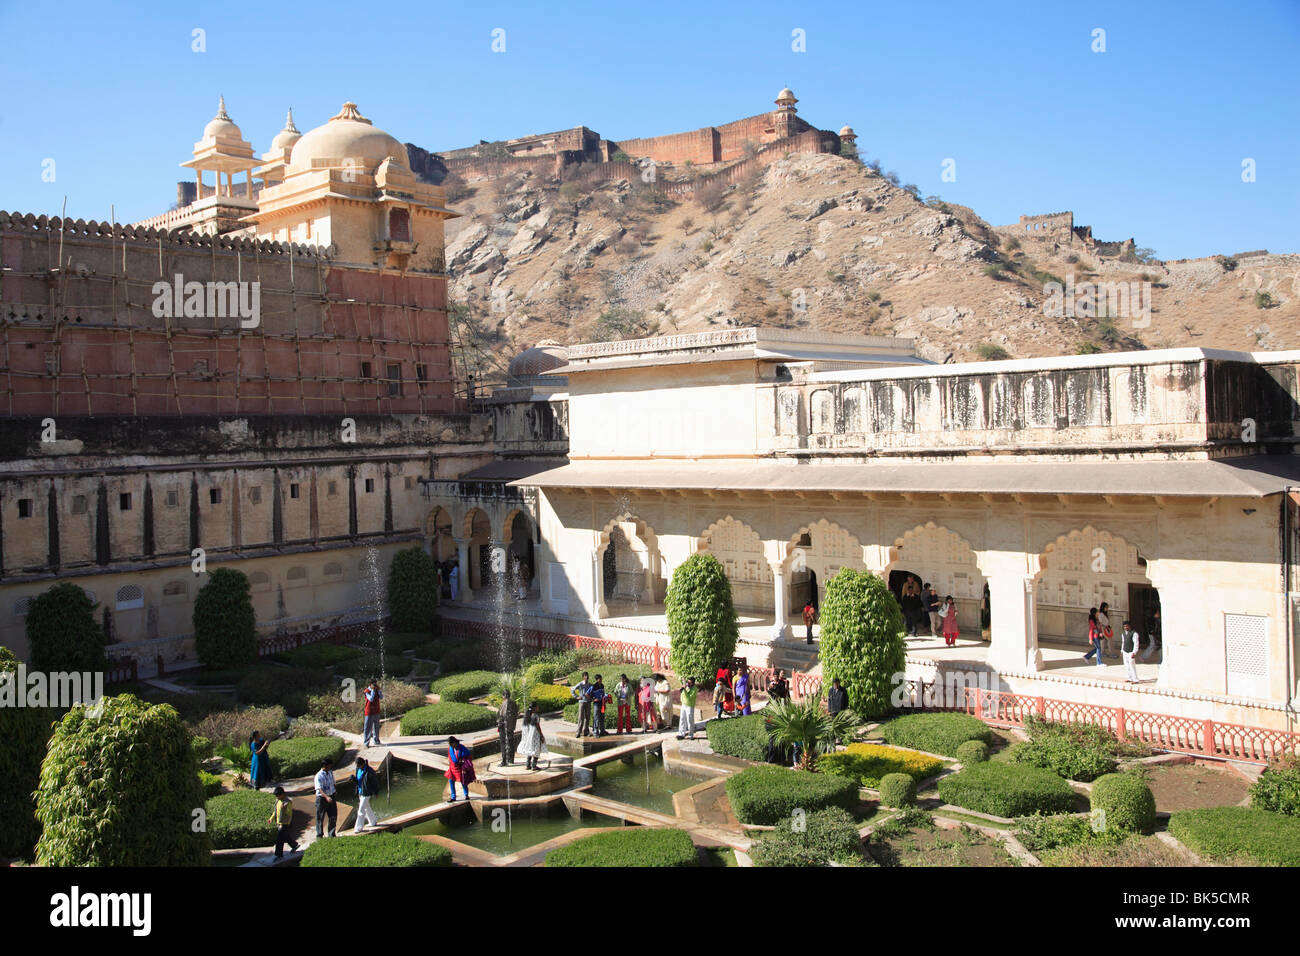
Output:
[766,640,820,673]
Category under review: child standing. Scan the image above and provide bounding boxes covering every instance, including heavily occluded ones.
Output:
[267,786,299,858]
[941,595,960,647]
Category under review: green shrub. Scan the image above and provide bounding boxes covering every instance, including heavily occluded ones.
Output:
[266,736,345,780]
[0,647,54,859]
[236,665,334,717]
[1012,717,1120,781]
[566,663,656,687]
[488,682,571,712]
[878,772,918,808]
[666,554,738,685]
[36,694,212,866]
[301,831,453,867]
[205,789,277,849]
[818,743,943,787]
[190,705,290,750]
[194,568,258,670]
[818,568,905,718]
[937,762,1075,818]
[400,702,496,736]
[870,805,935,840]
[388,547,439,634]
[438,642,495,673]
[1015,813,1124,852]
[26,582,107,674]
[523,660,558,688]
[750,807,863,867]
[1090,772,1157,833]
[384,632,435,654]
[1168,806,1300,866]
[706,712,770,762]
[430,670,499,702]
[198,770,225,798]
[725,765,860,826]
[877,713,992,757]
[334,653,415,682]
[1249,755,1300,816]
[276,642,362,670]
[191,735,214,760]
[546,827,698,867]
[956,740,990,765]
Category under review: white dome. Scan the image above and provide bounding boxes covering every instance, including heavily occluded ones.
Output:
[270,108,302,151]
[203,96,243,140]
[288,101,408,171]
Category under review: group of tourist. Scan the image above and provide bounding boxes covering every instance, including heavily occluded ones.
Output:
[712,660,753,718]
[570,671,675,737]
[898,577,966,644]
[1085,603,1157,682]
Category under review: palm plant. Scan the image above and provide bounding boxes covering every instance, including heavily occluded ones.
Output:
[763,697,858,771]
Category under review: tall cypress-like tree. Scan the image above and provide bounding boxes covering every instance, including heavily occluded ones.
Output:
[818,568,905,718]
[26,582,107,674]
[0,647,53,860]
[193,568,258,669]
[388,546,438,633]
[666,553,738,684]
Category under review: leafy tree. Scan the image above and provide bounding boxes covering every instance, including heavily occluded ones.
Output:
[193,568,257,670]
[35,694,212,866]
[666,553,738,684]
[388,546,439,634]
[26,582,106,674]
[976,343,1011,361]
[591,306,660,342]
[818,568,905,718]
[0,647,53,860]
[839,140,860,162]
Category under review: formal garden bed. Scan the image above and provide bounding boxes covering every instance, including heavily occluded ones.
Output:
[866,809,1016,867]
[400,701,497,736]
[1167,806,1300,866]
[545,827,699,867]
[1139,762,1252,812]
[301,832,453,867]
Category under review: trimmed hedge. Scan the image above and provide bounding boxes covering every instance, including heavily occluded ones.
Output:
[937,762,1075,818]
[1168,806,1300,866]
[706,713,770,762]
[236,666,334,717]
[566,663,657,688]
[877,713,992,757]
[488,683,571,712]
[878,773,918,808]
[205,789,277,849]
[306,680,429,733]
[546,827,698,867]
[818,567,905,718]
[665,553,739,688]
[430,670,499,703]
[1015,813,1125,852]
[266,736,345,780]
[277,643,362,669]
[750,807,863,867]
[400,702,496,736]
[818,743,943,788]
[1248,756,1300,816]
[956,740,990,765]
[1091,772,1156,833]
[725,765,860,826]
[523,661,559,688]
[198,770,225,799]
[301,831,454,867]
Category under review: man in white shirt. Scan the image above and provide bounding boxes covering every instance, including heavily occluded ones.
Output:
[314,759,338,838]
[1120,620,1143,683]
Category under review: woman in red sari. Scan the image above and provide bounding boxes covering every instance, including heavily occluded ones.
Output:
[444,736,476,802]
[715,661,734,715]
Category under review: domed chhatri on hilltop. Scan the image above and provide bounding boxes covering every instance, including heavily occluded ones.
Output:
[775,87,798,110]
[181,95,259,204]
[270,108,302,152]
[839,125,857,142]
[287,101,410,172]
[508,341,569,384]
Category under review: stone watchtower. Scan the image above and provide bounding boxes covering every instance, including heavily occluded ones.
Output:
[773,87,800,139]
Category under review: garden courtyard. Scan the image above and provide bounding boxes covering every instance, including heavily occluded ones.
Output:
[3,551,1297,870]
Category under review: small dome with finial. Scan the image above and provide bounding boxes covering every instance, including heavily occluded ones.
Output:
[271,108,302,152]
[775,88,798,109]
[508,340,569,382]
[839,125,857,141]
[203,95,243,141]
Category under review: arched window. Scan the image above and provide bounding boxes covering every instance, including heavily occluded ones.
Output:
[115,585,144,611]
[162,580,187,599]
[249,571,271,591]
[286,566,308,587]
[323,562,343,578]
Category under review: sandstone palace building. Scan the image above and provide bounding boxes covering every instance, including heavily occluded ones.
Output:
[2,94,1298,740]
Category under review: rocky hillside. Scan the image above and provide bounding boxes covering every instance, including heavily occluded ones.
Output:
[438,151,1300,377]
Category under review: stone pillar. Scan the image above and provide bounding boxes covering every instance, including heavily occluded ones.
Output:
[456,538,474,603]
[593,547,608,619]
[770,562,792,640]
[983,553,1043,673]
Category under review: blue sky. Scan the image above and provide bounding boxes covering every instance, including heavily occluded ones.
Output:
[1,0,1296,259]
